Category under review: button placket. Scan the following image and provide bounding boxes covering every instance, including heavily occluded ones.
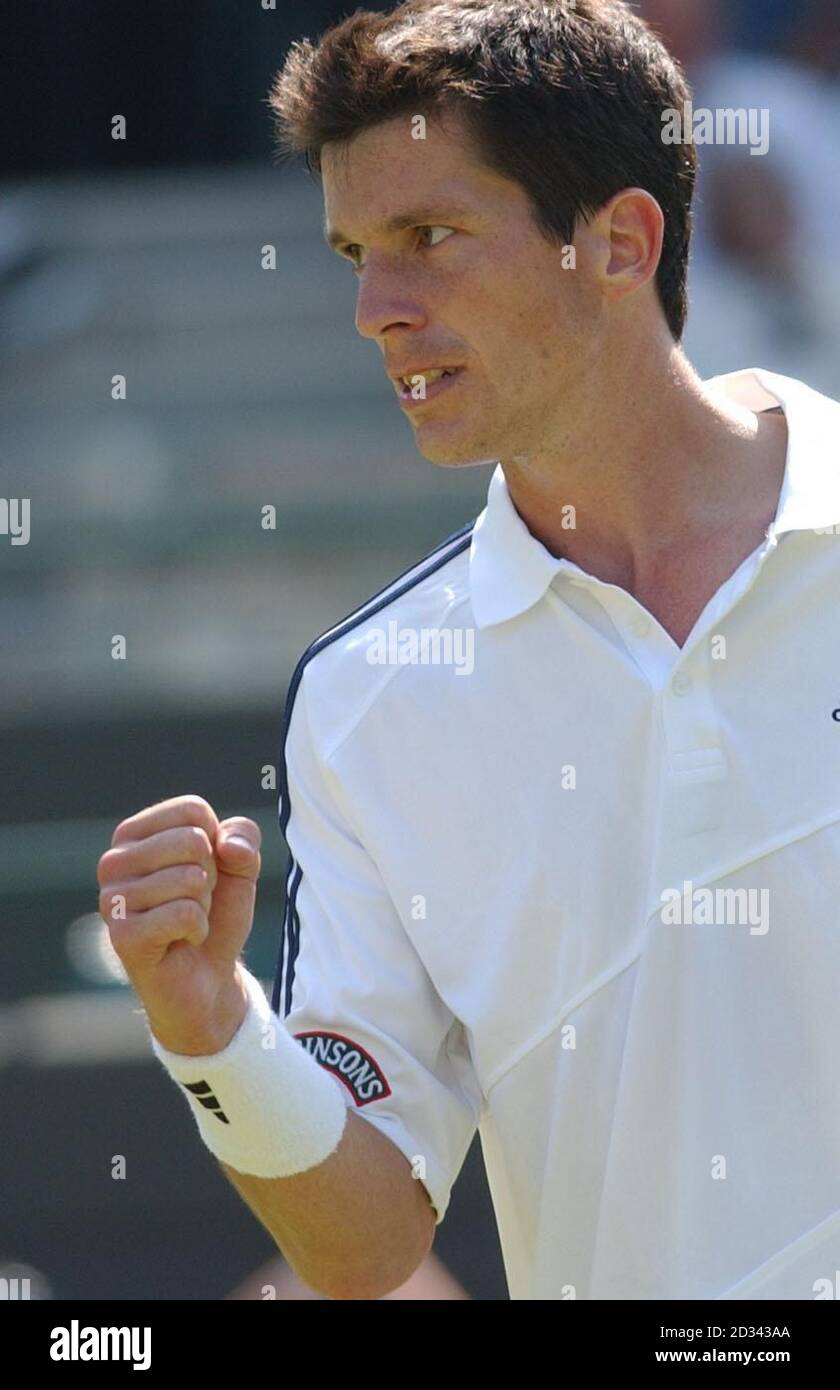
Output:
[655,639,731,884]
[603,595,677,686]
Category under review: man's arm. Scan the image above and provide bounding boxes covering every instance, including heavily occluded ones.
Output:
[97,793,436,1303]
[220,1111,436,1301]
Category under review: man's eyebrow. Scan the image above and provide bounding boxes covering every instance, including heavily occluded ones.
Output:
[323,205,476,251]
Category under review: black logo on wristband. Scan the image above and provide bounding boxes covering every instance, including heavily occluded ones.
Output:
[182,1079,229,1123]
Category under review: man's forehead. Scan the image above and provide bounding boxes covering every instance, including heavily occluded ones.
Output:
[321,109,474,187]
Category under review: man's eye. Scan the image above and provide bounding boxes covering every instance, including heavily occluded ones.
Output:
[418,225,455,248]
[343,226,454,270]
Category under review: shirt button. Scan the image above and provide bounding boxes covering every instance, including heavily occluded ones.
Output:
[672,671,692,696]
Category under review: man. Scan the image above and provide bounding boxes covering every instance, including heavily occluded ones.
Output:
[97,0,840,1300]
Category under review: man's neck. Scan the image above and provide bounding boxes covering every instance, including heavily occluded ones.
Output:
[500,348,789,601]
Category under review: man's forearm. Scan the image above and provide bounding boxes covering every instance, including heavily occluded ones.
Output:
[220,1110,436,1300]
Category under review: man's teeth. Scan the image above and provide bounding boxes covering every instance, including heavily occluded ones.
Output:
[402,368,453,387]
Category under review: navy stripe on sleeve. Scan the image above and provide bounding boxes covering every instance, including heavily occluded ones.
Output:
[271,520,475,1018]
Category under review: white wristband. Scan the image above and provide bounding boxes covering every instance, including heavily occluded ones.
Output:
[148,964,349,1177]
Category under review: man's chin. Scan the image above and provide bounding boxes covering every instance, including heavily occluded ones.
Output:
[411,435,499,470]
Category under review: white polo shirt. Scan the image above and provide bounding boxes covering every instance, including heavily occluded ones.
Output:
[271,367,840,1300]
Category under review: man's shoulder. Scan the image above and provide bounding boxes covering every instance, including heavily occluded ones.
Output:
[283,518,476,750]
[707,366,840,438]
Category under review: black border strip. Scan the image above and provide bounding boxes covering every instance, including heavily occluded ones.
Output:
[271,519,476,1017]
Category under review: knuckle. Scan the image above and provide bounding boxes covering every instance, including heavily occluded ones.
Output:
[104,837,136,868]
[98,846,130,883]
[110,813,140,847]
[170,897,204,929]
[181,862,208,894]
[180,795,217,830]
[181,825,212,861]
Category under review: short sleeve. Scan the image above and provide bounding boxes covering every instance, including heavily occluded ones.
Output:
[271,662,481,1225]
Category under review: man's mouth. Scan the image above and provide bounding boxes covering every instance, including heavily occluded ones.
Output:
[395,366,463,405]
[399,367,456,389]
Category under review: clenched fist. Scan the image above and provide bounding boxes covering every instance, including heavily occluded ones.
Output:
[97,795,262,1057]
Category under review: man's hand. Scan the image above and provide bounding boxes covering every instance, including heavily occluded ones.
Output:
[97,795,261,1056]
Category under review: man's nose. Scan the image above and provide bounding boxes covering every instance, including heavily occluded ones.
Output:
[354,257,427,340]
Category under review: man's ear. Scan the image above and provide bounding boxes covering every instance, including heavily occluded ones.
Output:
[587,187,665,308]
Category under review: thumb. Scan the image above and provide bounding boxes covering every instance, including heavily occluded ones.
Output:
[208,818,261,952]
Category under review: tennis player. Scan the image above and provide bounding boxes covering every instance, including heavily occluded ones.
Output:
[97,0,840,1299]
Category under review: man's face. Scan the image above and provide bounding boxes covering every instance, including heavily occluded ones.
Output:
[321,109,603,468]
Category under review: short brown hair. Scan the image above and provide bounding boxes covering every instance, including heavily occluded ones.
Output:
[268,0,696,339]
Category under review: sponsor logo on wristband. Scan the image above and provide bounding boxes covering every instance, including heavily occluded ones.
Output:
[181,1078,230,1122]
[294,1030,391,1105]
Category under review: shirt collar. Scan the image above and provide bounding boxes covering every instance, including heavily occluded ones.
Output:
[469,367,840,630]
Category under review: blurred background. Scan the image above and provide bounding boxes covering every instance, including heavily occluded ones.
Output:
[1,0,838,1301]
